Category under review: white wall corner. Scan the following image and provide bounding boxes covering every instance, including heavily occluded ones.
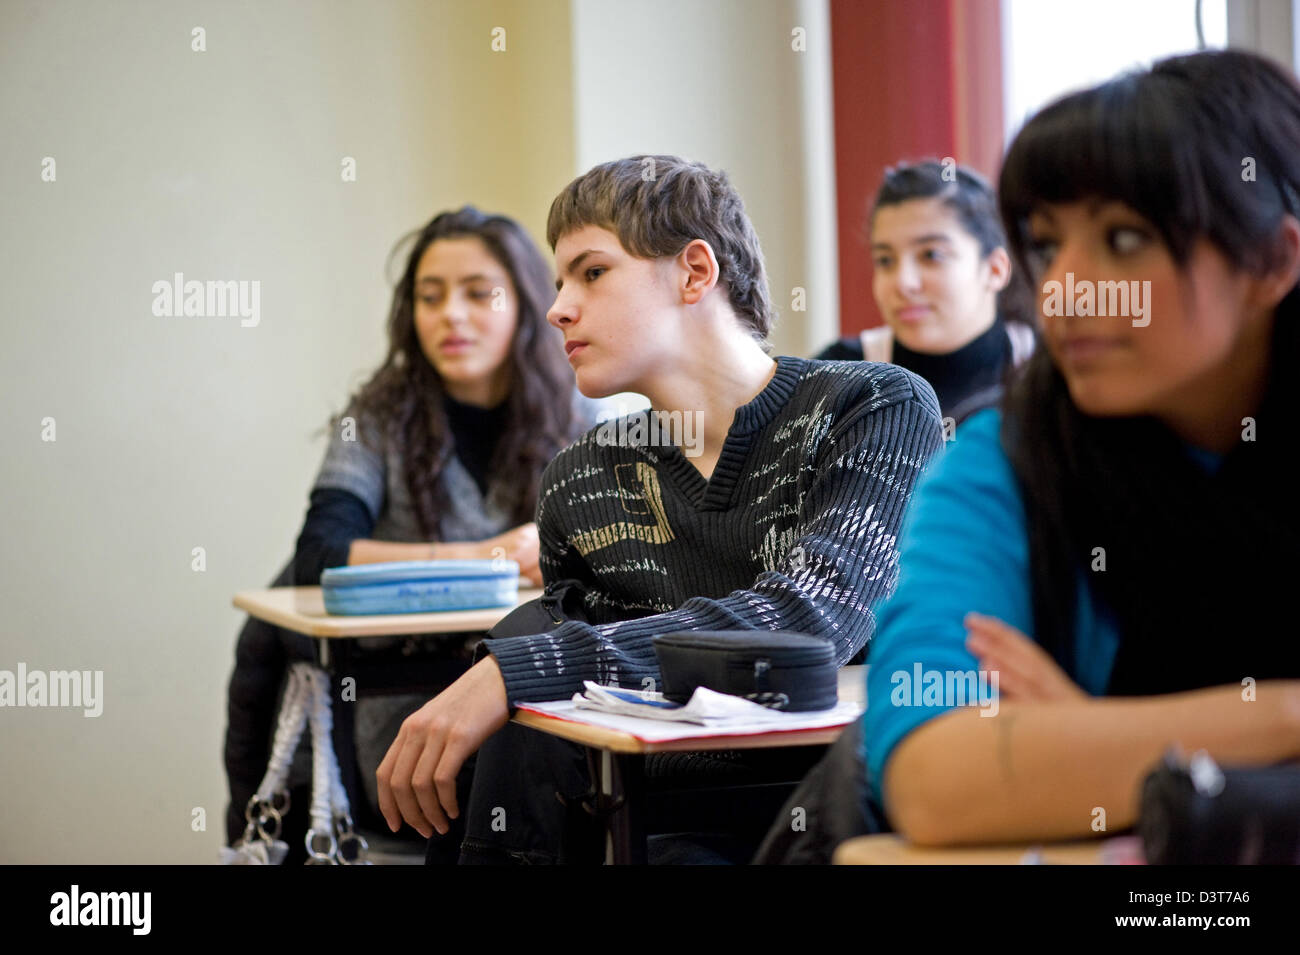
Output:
[795,0,840,356]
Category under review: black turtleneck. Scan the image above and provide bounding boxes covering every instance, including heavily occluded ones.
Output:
[814,318,1011,420]
[891,319,1010,417]
[443,394,509,497]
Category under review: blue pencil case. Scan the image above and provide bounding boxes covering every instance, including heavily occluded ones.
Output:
[319,560,520,615]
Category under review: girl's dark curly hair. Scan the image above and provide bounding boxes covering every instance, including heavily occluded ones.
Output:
[340,206,582,536]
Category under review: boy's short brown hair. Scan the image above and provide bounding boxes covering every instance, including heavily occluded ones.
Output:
[546,155,775,344]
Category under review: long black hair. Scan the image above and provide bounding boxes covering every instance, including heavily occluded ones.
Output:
[871,159,1034,328]
[342,207,581,535]
[998,50,1300,692]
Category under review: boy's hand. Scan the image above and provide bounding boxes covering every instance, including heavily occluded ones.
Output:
[964,612,1087,702]
[375,656,511,838]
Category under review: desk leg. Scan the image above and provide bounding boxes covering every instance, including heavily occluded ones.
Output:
[595,750,646,865]
[320,637,364,824]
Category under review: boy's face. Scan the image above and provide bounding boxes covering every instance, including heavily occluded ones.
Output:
[548,224,681,398]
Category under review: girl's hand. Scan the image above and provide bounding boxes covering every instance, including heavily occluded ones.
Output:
[480,523,542,586]
[964,612,1088,702]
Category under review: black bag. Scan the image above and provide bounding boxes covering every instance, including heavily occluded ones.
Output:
[751,719,892,864]
[485,578,591,639]
[652,631,837,712]
[1138,751,1300,864]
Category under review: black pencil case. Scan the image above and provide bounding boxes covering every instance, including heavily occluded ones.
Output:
[652,631,837,711]
[1137,750,1300,864]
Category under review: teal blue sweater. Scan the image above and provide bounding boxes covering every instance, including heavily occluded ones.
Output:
[862,408,1221,807]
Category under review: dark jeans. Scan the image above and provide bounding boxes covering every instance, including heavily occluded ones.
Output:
[424,722,826,865]
[423,723,605,864]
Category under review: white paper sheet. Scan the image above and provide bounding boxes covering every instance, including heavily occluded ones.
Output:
[516,696,862,743]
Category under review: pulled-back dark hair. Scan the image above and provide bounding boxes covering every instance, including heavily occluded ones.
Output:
[342,206,581,536]
[997,50,1300,692]
[871,159,1033,327]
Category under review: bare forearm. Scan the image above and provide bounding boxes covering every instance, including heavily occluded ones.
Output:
[347,540,474,565]
[884,681,1300,845]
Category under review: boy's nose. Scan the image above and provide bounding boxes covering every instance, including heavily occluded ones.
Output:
[547,294,577,327]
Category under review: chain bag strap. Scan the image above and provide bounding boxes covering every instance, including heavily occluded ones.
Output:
[220,665,310,864]
[221,662,372,865]
[302,664,371,865]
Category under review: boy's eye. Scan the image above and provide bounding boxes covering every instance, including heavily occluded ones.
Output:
[585,266,605,282]
[1108,226,1149,255]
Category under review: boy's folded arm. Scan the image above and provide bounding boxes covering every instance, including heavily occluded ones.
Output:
[884,682,1300,847]
[480,393,945,704]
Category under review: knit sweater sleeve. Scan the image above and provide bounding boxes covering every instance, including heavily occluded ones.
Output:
[479,384,945,704]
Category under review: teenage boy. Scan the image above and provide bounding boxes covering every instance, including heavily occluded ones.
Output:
[377,155,945,862]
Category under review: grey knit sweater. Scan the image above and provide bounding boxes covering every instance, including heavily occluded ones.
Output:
[479,355,945,703]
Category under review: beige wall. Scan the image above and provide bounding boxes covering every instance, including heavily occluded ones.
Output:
[0,0,832,862]
[570,0,838,357]
[0,0,574,864]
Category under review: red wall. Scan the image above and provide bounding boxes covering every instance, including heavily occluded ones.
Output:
[830,0,1004,336]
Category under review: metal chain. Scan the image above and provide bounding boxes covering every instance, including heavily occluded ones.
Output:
[224,665,311,863]
[224,662,371,864]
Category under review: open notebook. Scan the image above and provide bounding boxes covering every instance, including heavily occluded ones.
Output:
[516,680,861,743]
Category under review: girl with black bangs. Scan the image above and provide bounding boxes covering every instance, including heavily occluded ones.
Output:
[861,49,1300,846]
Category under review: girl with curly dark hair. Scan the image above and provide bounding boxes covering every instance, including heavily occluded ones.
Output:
[225,207,598,858]
[295,205,596,585]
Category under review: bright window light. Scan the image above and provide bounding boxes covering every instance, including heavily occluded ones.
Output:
[1003,0,1228,143]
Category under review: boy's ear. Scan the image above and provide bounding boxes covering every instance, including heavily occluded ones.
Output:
[677,239,721,305]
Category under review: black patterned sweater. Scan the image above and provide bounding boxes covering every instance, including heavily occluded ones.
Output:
[477,355,945,704]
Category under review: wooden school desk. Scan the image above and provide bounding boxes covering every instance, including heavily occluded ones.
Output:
[232,584,543,659]
[232,583,542,827]
[512,666,866,864]
[834,834,1108,865]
